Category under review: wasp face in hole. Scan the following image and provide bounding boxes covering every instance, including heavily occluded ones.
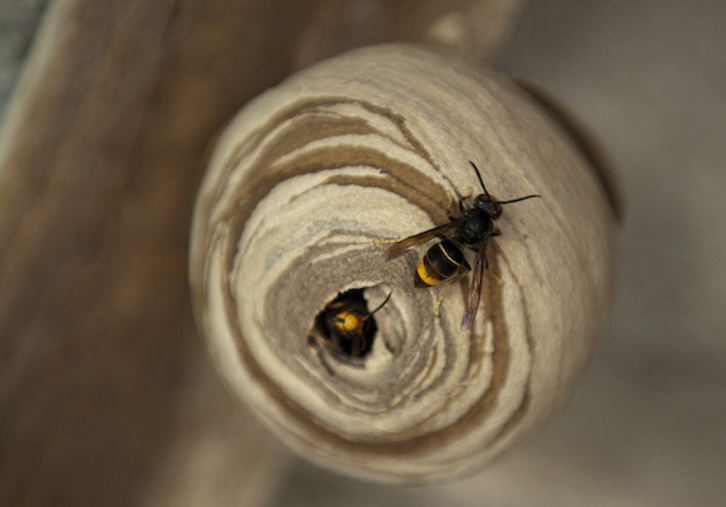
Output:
[309,288,392,358]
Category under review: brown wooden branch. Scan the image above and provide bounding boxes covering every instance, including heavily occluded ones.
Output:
[0,0,521,504]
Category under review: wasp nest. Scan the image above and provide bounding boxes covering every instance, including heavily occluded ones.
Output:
[189,44,620,482]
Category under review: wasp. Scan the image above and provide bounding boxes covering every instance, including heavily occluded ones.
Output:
[310,289,392,358]
[385,161,540,328]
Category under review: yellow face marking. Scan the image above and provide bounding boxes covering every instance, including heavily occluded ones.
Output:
[416,257,441,286]
[334,311,360,332]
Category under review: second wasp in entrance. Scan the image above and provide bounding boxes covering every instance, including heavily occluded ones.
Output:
[310,289,392,358]
[385,161,540,329]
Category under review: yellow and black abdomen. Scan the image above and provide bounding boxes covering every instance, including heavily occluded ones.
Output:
[415,239,468,288]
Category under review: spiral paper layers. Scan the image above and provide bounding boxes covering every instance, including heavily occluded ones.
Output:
[190,45,618,481]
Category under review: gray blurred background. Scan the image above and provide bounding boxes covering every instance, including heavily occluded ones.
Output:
[0,0,47,121]
[2,1,724,506]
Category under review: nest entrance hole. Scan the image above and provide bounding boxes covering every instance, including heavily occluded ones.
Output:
[309,288,387,359]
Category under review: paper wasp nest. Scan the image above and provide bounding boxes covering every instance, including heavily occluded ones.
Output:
[189,44,620,482]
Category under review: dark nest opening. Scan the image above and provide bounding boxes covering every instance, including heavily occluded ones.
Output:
[309,288,389,359]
